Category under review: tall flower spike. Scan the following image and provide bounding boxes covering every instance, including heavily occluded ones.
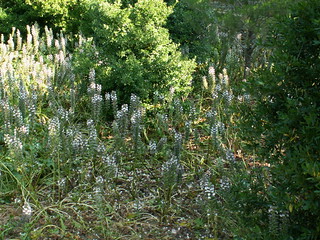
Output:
[8,34,14,51]
[60,34,66,53]
[89,68,95,83]
[45,26,53,49]
[31,25,39,52]
[208,66,216,93]
[55,39,60,51]
[130,94,140,114]
[173,130,182,158]
[202,76,208,90]
[26,25,32,50]
[149,140,157,154]
[16,29,22,51]
[111,91,118,118]
[222,68,229,87]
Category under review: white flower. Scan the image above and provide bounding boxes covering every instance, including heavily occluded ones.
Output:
[89,68,96,82]
[48,117,60,135]
[22,201,32,217]
[91,94,103,104]
[208,66,215,79]
[226,149,235,162]
[200,176,215,200]
[87,119,94,127]
[149,140,157,154]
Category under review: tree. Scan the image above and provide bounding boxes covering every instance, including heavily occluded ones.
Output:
[0,0,79,35]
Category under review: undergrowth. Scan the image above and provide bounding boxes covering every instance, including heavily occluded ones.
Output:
[0,26,287,240]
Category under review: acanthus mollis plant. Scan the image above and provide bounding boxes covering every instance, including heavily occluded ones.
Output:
[202,66,235,156]
[129,94,145,154]
[87,69,103,122]
[0,25,97,198]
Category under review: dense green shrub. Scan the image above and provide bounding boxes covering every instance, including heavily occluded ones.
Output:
[0,0,79,35]
[77,0,195,103]
[244,1,320,238]
[166,0,218,61]
[0,0,36,35]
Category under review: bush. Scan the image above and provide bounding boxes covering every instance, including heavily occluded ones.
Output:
[0,0,78,35]
[78,0,196,103]
[244,1,320,238]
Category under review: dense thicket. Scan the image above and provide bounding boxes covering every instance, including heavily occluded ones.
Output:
[245,1,320,238]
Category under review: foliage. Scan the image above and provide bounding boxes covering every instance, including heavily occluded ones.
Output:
[0,0,36,35]
[243,0,320,238]
[0,0,79,35]
[167,0,295,84]
[166,0,218,62]
[25,0,77,31]
[0,0,319,239]
[77,0,195,103]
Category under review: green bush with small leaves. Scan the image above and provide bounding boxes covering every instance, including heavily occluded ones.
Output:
[243,1,320,238]
[77,0,195,103]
